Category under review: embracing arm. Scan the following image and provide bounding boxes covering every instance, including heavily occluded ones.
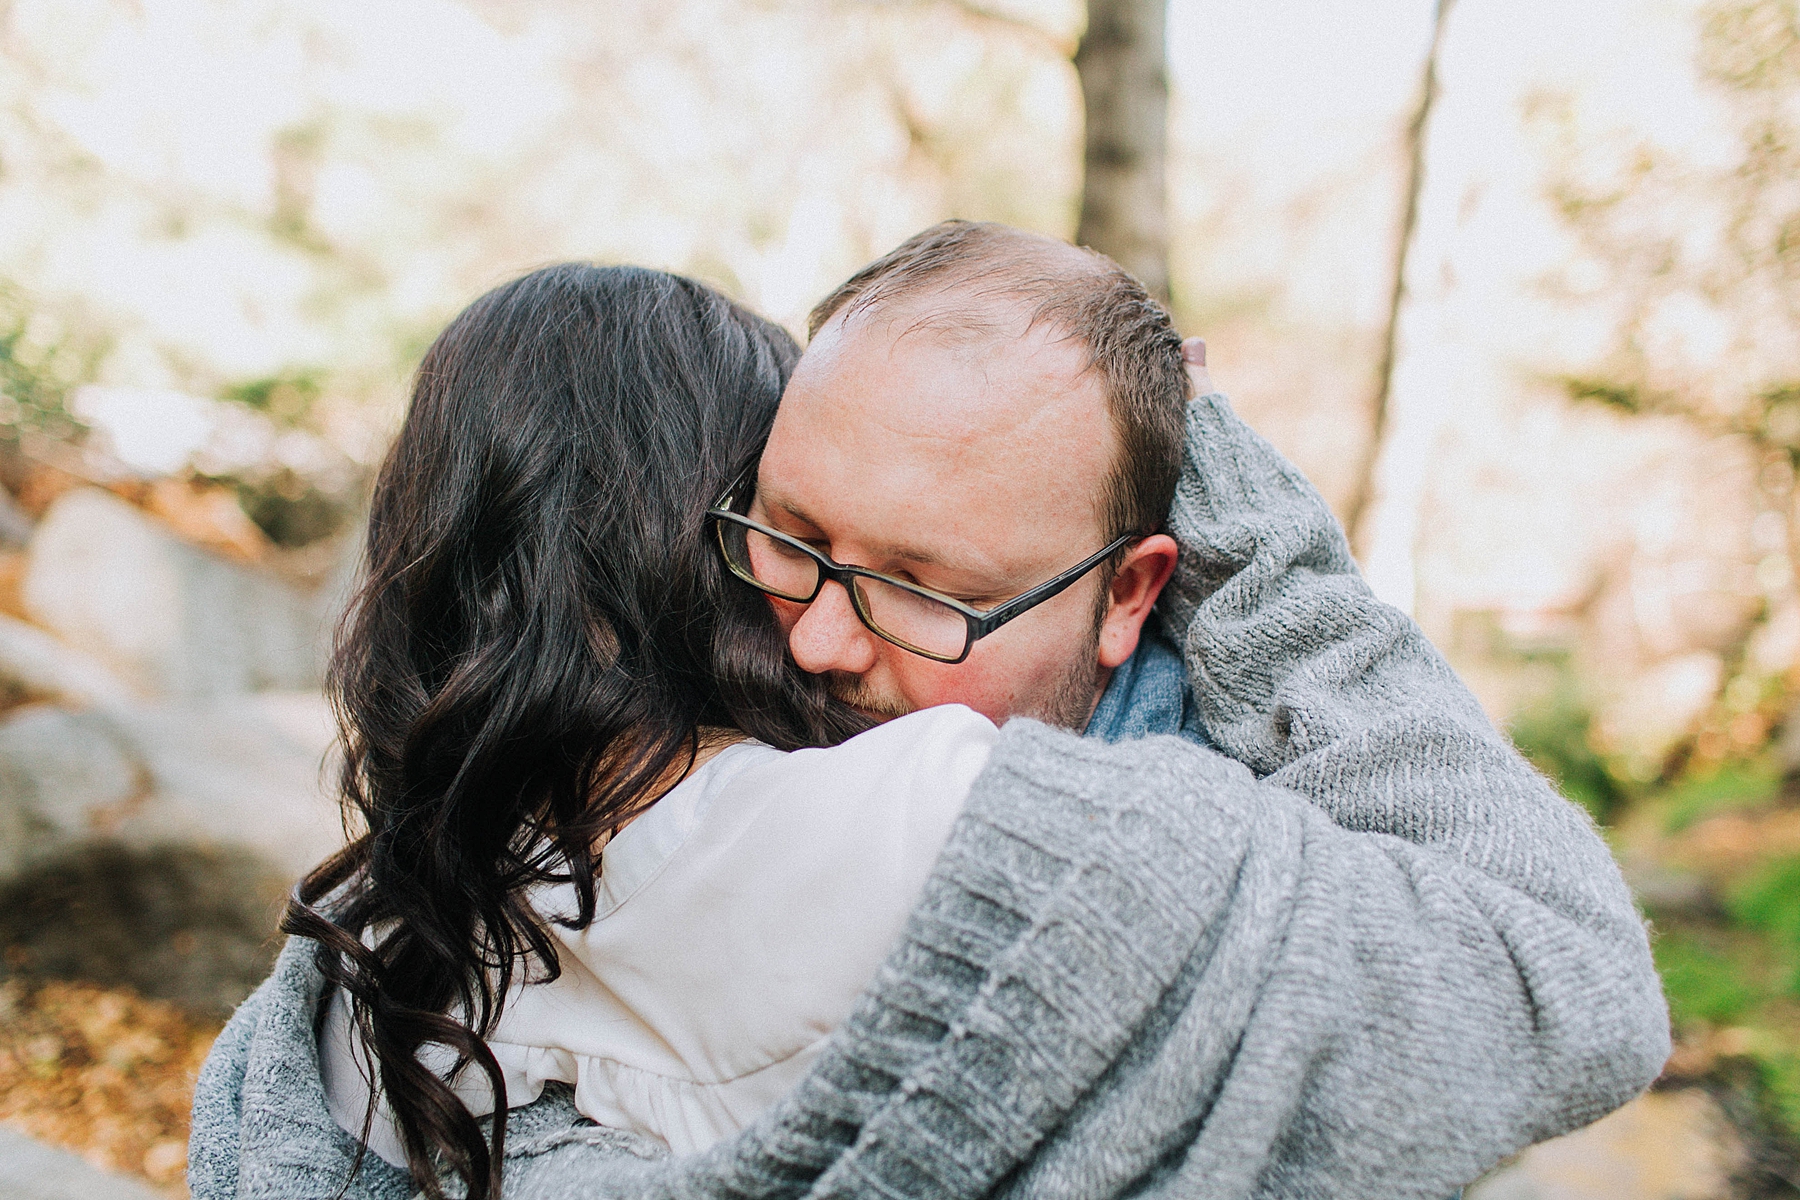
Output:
[491,390,1667,1200]
[196,387,1665,1200]
[1123,382,1670,1184]
[1158,379,1545,827]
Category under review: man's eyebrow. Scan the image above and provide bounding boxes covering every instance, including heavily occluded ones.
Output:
[762,493,967,574]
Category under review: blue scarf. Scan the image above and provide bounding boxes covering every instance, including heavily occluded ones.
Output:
[1085,621,1212,746]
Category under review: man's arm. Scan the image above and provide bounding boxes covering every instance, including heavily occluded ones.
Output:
[486,385,1669,1200]
[500,383,1667,1199]
[637,387,1668,1199]
[1096,379,1668,1186]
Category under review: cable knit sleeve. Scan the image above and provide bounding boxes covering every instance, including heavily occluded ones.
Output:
[1157,390,1657,941]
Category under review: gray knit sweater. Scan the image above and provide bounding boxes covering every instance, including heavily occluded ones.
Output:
[189,392,1670,1200]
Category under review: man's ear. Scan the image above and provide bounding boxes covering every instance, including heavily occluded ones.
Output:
[1097,534,1178,670]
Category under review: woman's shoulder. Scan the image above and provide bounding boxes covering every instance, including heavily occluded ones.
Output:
[747,704,999,792]
[590,706,997,919]
[520,707,1003,1101]
[705,704,1000,878]
[699,706,994,837]
[642,704,1004,915]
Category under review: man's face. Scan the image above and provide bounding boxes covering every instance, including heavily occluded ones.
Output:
[754,303,1126,728]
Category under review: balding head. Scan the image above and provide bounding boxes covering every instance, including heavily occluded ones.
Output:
[808,220,1189,541]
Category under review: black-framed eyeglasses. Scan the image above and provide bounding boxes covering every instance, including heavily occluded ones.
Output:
[706,466,1134,664]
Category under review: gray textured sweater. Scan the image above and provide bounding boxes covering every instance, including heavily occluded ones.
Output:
[189,392,1670,1200]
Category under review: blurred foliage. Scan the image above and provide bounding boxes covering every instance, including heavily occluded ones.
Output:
[1549,0,1800,434]
[1546,0,1800,781]
[1657,931,1756,1024]
[1,282,357,549]
[1731,857,1800,984]
[0,287,88,441]
[0,0,1084,404]
[1556,9,1800,1144]
[220,370,324,427]
[1509,678,1630,824]
[1662,756,1785,831]
[1511,657,1800,1149]
[226,469,352,548]
[1559,377,1645,415]
[1756,1052,1800,1151]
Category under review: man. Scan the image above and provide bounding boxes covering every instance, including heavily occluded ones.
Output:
[751,221,1200,740]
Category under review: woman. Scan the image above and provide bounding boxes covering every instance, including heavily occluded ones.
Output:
[285,264,998,1200]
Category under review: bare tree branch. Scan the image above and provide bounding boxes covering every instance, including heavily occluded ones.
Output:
[1346,0,1458,556]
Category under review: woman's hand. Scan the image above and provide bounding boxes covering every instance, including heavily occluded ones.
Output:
[1181,336,1215,395]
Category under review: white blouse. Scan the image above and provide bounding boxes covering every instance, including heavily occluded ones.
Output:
[320,704,999,1166]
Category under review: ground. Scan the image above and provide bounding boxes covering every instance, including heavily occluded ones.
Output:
[0,979,217,1196]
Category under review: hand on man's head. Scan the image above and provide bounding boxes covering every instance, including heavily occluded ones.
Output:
[1182,337,1214,395]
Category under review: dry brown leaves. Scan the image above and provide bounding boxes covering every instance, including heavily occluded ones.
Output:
[0,978,220,1195]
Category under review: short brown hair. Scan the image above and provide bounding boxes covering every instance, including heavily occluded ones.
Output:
[809,220,1189,540]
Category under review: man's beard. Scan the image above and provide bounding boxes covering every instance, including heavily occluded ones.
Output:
[825,674,913,722]
[825,617,1105,731]
[1024,618,1106,731]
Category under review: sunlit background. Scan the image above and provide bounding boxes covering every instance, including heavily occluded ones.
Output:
[2,0,1798,1195]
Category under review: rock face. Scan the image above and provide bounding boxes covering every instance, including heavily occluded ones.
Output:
[0,615,138,711]
[0,1124,165,1200]
[21,488,328,698]
[0,689,347,1012]
[0,489,356,1014]
[0,693,344,885]
[0,708,142,880]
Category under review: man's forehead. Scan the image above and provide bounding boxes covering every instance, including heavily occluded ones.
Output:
[791,297,1098,428]
[763,303,1116,564]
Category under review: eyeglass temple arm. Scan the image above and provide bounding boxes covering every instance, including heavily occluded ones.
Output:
[969,534,1136,637]
[713,462,759,510]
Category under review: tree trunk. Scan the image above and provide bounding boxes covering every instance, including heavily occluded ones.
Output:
[1345,0,1457,555]
[1074,0,1170,300]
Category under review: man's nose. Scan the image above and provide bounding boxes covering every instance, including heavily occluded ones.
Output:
[787,579,881,676]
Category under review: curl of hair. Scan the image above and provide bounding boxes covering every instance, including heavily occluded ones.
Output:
[282,265,869,1199]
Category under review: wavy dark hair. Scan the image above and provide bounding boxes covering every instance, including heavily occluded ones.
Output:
[282,264,870,1200]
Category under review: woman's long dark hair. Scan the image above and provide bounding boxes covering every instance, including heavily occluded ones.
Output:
[282,265,870,1200]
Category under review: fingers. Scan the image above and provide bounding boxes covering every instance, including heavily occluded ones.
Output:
[1181,337,1215,395]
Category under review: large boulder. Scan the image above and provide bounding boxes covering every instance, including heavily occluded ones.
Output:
[0,692,344,883]
[0,693,346,1014]
[21,489,329,698]
[0,709,141,880]
[106,692,346,879]
[0,490,357,1015]
[0,615,138,711]
[0,1125,165,1200]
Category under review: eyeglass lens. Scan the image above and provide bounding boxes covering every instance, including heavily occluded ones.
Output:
[718,521,970,660]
